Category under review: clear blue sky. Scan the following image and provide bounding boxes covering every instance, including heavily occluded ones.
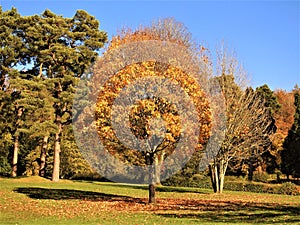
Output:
[1,0,299,91]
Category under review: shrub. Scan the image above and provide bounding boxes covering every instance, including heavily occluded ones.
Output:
[243,183,266,193]
[0,156,11,176]
[163,174,300,196]
[252,172,269,183]
[162,173,212,189]
[278,182,299,195]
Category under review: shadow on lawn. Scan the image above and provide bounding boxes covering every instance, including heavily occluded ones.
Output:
[14,187,145,203]
[14,187,300,224]
[93,182,208,194]
[157,201,300,224]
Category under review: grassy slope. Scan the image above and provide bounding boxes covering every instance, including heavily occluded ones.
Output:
[0,176,299,225]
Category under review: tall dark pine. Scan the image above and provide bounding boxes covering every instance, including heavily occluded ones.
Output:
[22,10,107,181]
[0,7,33,176]
[281,90,300,179]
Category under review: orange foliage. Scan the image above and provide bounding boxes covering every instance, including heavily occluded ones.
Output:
[274,89,295,138]
[95,60,211,165]
[94,26,212,166]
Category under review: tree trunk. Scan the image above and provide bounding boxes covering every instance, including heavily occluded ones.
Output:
[154,154,164,185]
[52,116,62,182]
[149,183,156,204]
[149,162,156,204]
[147,153,156,204]
[209,162,220,193]
[209,163,217,193]
[209,160,228,194]
[218,159,228,194]
[11,108,23,177]
[11,135,19,177]
[248,161,254,181]
[39,136,49,177]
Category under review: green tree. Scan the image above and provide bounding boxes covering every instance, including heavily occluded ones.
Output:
[281,88,300,179]
[256,84,281,116]
[252,84,280,176]
[21,9,107,181]
[0,7,36,177]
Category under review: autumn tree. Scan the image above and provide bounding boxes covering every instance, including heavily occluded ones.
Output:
[274,89,295,137]
[74,19,213,203]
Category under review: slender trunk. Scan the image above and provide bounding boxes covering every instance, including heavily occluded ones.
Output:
[11,135,19,177]
[209,160,228,194]
[154,153,164,185]
[209,164,217,193]
[248,161,254,181]
[209,162,220,193]
[149,163,156,204]
[149,183,156,204]
[218,159,228,194]
[52,115,62,182]
[39,136,49,177]
[147,153,156,204]
[11,108,23,177]
[214,163,220,193]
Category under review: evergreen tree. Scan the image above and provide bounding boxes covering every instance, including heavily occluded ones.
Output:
[20,9,107,181]
[0,8,107,179]
[281,89,300,178]
[255,84,280,174]
[256,84,281,116]
[0,7,32,176]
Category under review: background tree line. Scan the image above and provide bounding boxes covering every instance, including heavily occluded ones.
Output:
[0,7,299,196]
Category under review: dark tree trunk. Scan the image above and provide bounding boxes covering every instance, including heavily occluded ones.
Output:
[148,183,156,204]
[248,162,254,181]
[209,163,218,193]
[147,152,156,204]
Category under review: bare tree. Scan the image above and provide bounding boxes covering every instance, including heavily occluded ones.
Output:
[207,45,275,193]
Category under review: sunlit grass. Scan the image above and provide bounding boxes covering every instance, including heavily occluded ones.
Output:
[0,176,299,225]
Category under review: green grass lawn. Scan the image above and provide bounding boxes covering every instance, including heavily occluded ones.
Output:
[0,176,299,225]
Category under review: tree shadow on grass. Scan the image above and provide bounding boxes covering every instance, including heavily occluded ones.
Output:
[157,200,300,224]
[14,187,145,203]
[14,187,300,224]
[94,182,208,194]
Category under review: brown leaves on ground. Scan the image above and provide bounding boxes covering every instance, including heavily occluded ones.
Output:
[3,186,299,220]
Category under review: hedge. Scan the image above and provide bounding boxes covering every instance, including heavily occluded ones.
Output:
[162,175,300,195]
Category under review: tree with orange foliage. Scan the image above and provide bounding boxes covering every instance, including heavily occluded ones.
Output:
[87,19,213,204]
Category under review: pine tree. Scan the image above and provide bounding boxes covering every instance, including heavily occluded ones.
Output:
[0,7,33,176]
[281,88,300,178]
[20,10,107,181]
[255,84,280,174]
[0,8,107,179]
